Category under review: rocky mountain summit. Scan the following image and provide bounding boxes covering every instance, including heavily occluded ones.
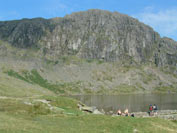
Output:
[0,9,176,70]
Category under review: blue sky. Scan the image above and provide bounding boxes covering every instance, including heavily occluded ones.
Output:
[0,0,177,41]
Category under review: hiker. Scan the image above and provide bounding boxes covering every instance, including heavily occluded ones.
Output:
[148,104,153,116]
[131,114,135,117]
[117,109,122,116]
[124,108,129,116]
[153,104,158,112]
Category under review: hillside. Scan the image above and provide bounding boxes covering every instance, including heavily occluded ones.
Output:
[0,9,176,95]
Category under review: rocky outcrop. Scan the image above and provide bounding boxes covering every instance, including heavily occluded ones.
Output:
[0,18,53,48]
[154,37,177,72]
[0,9,176,72]
[42,10,161,63]
[77,102,103,114]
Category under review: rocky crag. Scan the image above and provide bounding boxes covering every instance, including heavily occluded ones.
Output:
[0,10,176,68]
[0,9,176,94]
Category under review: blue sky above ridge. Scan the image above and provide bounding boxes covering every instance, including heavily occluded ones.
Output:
[0,0,177,41]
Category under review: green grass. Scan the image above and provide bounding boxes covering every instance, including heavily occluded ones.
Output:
[154,85,177,93]
[1,114,176,133]
[4,69,83,94]
[5,69,64,93]
[0,96,177,133]
[0,99,51,115]
[0,71,53,97]
[5,69,31,83]
[4,68,177,95]
[42,96,78,110]
[173,120,177,124]
[0,96,81,116]
[112,84,144,94]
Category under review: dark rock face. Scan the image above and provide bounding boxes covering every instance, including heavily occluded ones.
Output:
[0,18,52,47]
[155,38,177,66]
[0,9,176,71]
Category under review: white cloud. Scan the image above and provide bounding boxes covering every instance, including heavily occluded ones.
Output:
[133,7,177,41]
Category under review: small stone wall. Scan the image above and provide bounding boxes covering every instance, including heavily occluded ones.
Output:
[132,110,177,120]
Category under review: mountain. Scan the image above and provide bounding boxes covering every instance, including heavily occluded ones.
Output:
[0,10,177,67]
[0,9,176,94]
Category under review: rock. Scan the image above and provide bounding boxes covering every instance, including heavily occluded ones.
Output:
[0,9,176,74]
[107,110,114,115]
[93,109,103,115]
[78,103,94,113]
[35,99,50,104]
[24,101,33,105]
[81,106,94,113]
[100,109,105,114]
[133,129,138,133]
[77,103,103,114]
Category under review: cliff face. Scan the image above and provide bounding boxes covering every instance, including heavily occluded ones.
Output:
[0,9,176,70]
[0,18,52,48]
[154,37,177,68]
[43,10,159,63]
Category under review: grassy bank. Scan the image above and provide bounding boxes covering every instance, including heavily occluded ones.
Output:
[3,69,83,95]
[0,96,177,133]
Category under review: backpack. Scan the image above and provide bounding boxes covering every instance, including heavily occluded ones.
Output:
[149,106,153,111]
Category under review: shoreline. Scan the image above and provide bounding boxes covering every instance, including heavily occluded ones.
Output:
[112,110,177,120]
[131,110,177,120]
[66,92,177,96]
[78,103,177,120]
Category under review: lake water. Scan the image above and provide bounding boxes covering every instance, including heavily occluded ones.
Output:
[71,93,177,113]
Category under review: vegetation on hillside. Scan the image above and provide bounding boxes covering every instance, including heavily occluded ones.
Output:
[3,66,177,95]
[4,69,83,94]
[0,61,176,132]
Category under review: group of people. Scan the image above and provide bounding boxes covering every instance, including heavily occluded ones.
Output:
[117,108,134,117]
[148,104,158,116]
[116,104,158,117]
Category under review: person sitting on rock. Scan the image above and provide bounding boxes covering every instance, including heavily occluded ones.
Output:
[117,109,122,116]
[149,104,153,116]
[153,104,157,110]
[131,113,135,117]
[153,104,158,113]
[124,108,129,116]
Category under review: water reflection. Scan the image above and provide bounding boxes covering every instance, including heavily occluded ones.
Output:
[71,93,177,112]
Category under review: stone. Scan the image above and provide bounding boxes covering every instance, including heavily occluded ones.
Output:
[93,109,103,115]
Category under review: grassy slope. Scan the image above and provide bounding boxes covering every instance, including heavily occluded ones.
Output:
[0,96,177,133]
[0,43,176,132]
[0,67,176,132]
[0,72,54,97]
[3,69,83,95]
[0,97,177,133]
[1,113,177,133]
[0,76,176,132]
[2,65,177,95]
